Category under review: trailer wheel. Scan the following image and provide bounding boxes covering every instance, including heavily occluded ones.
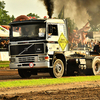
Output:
[92,58,100,75]
[18,69,31,78]
[50,59,64,78]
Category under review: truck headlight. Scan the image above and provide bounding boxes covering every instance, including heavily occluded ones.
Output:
[10,58,15,63]
[86,51,89,55]
[38,57,45,61]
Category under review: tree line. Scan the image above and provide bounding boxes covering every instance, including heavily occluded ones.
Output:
[0,1,40,25]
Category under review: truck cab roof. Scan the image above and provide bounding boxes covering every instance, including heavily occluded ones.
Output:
[9,19,65,26]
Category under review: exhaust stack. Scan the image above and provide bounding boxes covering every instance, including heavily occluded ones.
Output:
[40,0,54,18]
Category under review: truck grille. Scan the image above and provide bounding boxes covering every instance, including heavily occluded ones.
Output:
[19,56,35,63]
[10,43,44,55]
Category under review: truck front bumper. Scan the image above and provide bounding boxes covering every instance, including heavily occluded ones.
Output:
[10,61,50,69]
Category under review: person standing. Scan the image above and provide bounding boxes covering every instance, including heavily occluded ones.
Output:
[93,42,100,53]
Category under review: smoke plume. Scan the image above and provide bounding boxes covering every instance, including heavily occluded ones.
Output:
[40,0,100,28]
[40,0,54,18]
[54,0,100,28]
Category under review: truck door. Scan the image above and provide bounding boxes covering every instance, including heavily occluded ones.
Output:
[46,24,60,54]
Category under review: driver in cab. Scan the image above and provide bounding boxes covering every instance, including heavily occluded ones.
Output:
[21,26,33,36]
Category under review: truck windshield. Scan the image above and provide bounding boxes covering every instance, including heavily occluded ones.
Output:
[10,23,46,41]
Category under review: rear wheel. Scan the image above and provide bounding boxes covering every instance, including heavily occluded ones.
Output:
[50,59,64,78]
[18,69,31,78]
[92,58,100,75]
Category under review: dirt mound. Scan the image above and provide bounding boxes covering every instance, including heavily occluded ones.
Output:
[1,87,100,100]
[0,81,100,100]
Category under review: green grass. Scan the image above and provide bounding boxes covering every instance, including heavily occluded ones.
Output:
[0,61,9,63]
[0,75,100,88]
[0,61,9,68]
[0,64,9,68]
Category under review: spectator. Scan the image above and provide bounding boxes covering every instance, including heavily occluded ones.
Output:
[93,42,100,53]
[90,40,94,49]
[5,40,9,50]
[94,40,97,45]
[0,41,5,48]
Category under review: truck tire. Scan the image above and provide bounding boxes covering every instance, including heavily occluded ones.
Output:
[50,59,64,78]
[92,57,100,75]
[18,69,31,78]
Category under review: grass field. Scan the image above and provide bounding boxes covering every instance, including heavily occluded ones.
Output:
[0,61,9,68]
[0,75,100,88]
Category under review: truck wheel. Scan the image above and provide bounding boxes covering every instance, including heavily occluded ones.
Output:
[92,58,100,75]
[18,69,31,78]
[50,59,64,78]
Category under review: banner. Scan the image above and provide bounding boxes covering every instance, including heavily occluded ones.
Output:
[58,6,64,19]
[0,52,9,61]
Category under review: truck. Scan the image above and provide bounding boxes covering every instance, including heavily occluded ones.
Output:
[9,15,100,78]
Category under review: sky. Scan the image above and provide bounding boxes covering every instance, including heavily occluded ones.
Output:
[3,0,56,18]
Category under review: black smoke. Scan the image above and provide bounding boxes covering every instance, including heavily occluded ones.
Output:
[75,0,100,26]
[54,0,100,28]
[40,0,54,18]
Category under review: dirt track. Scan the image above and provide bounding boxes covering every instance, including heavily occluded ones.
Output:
[0,69,52,81]
[0,69,100,100]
